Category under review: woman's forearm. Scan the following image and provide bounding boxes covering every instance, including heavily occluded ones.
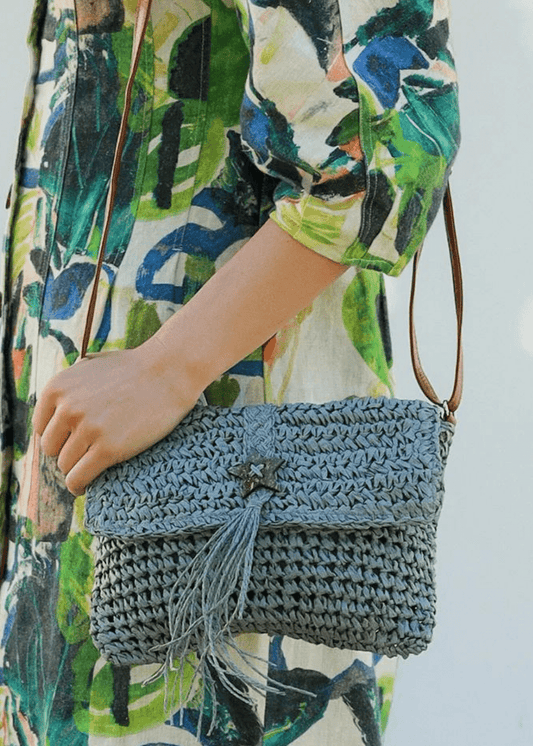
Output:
[145,218,347,393]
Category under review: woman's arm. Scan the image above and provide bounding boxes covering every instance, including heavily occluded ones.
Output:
[33,218,346,495]
[151,218,347,388]
[34,0,460,496]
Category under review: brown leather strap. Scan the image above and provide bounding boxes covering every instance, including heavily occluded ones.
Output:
[81,0,464,423]
[409,185,464,423]
[81,0,153,358]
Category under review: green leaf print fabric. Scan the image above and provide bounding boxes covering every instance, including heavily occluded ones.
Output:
[0,0,459,743]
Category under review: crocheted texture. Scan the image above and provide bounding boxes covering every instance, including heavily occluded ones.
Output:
[91,522,439,664]
[85,396,454,665]
[86,398,452,536]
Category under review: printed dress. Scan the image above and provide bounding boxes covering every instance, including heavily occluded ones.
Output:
[0,1,459,744]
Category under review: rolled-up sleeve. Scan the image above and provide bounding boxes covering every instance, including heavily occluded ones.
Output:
[236,0,460,276]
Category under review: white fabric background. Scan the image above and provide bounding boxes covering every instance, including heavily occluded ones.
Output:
[1,2,532,744]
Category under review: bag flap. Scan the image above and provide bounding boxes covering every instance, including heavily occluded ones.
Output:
[84,397,454,539]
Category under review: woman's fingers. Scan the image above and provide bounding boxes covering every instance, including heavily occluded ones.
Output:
[56,430,91,478]
[64,437,144,496]
[33,362,90,441]
[32,386,59,438]
[38,409,72,458]
[64,447,107,497]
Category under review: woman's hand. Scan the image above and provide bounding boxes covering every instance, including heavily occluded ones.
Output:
[33,339,202,496]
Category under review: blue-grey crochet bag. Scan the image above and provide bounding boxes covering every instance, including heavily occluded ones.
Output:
[83,204,462,699]
[82,0,464,703]
[85,396,456,670]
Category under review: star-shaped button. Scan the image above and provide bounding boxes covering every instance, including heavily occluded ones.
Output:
[228,454,284,497]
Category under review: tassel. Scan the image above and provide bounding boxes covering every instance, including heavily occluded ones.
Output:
[145,486,313,733]
[147,489,272,694]
[170,489,267,645]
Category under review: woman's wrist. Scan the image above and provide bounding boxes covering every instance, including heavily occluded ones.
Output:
[138,329,212,410]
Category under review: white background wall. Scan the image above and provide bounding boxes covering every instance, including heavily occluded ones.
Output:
[1,2,532,744]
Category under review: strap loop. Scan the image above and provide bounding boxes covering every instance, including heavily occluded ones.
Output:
[409,185,464,422]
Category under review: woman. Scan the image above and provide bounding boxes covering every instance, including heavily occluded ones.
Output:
[0,0,459,743]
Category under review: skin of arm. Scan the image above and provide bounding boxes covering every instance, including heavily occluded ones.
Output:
[33,218,347,495]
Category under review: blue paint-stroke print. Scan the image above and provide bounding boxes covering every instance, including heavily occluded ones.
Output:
[136,188,247,303]
[353,36,428,108]
[240,92,272,165]
[266,636,383,746]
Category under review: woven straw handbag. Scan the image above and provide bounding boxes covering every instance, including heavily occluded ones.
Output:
[83,0,464,701]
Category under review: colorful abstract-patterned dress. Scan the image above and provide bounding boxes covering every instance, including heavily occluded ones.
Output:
[0,1,459,743]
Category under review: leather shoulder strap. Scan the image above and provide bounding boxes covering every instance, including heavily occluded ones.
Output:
[409,186,464,423]
[81,0,153,358]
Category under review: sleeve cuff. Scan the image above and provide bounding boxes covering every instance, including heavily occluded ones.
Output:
[269,192,365,266]
[269,188,423,277]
